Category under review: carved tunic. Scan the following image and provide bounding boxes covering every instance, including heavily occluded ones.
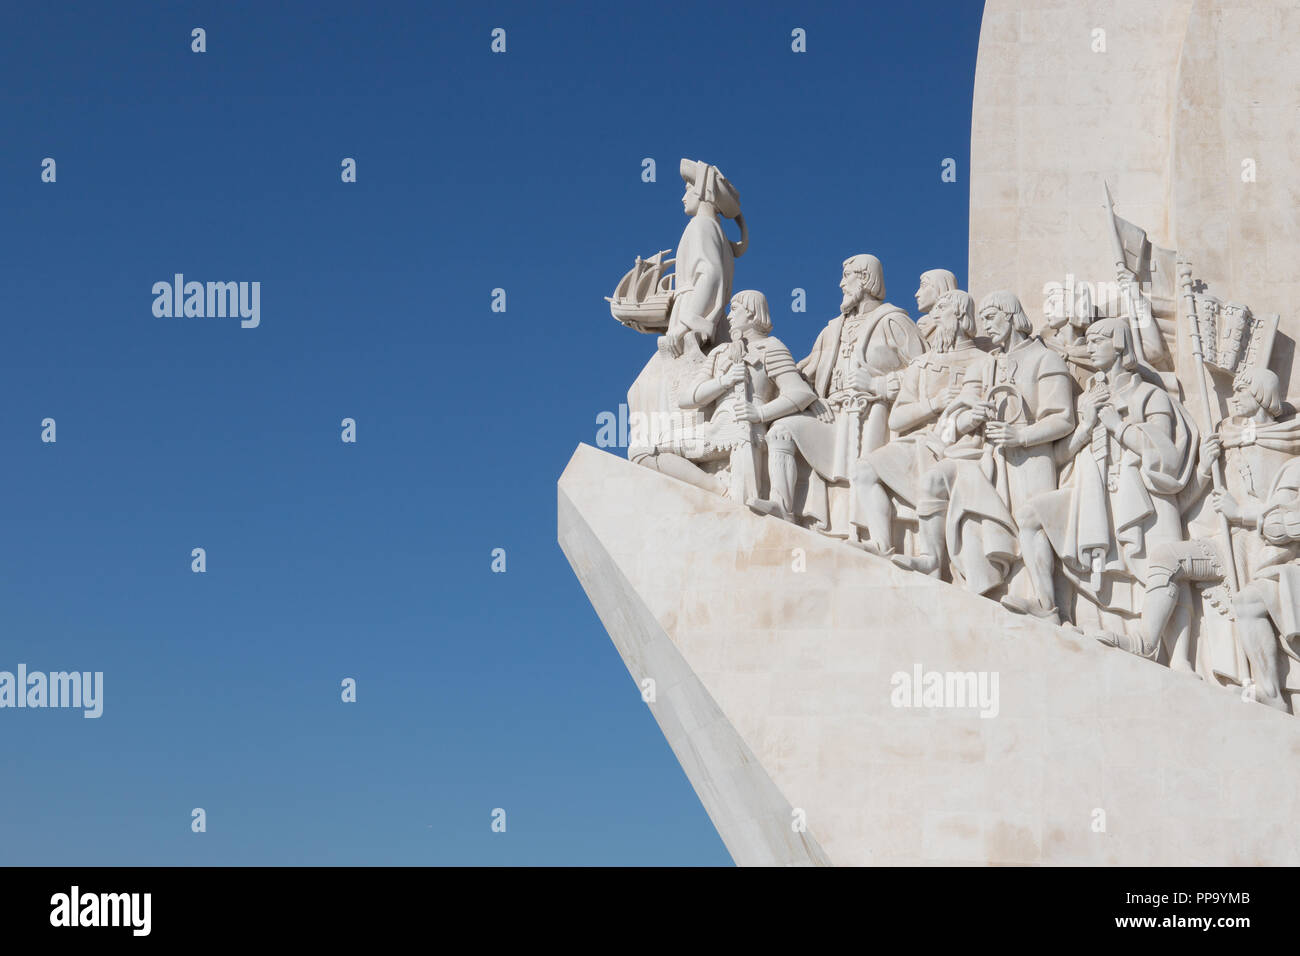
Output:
[941,337,1074,594]
[864,343,987,506]
[958,336,1074,511]
[1037,370,1198,592]
[1254,458,1300,643]
[666,213,735,346]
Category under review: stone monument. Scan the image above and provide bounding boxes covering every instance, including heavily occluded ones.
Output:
[561,0,1300,865]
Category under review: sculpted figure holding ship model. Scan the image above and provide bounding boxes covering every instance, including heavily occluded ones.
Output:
[663,159,747,357]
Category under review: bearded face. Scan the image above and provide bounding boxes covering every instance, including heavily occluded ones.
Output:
[840,268,865,316]
[981,307,1013,350]
[933,300,962,352]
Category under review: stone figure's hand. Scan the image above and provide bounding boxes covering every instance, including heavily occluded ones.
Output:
[984,421,1025,448]
[721,363,745,388]
[665,331,686,358]
[884,374,901,402]
[1200,434,1222,467]
[965,402,990,429]
[1098,404,1122,434]
[1116,268,1135,292]
[1211,489,1242,522]
[738,402,763,425]
[1078,386,1107,428]
[940,383,964,408]
[809,399,835,424]
[850,368,876,396]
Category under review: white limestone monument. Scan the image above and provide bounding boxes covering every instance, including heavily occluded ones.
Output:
[561,0,1300,865]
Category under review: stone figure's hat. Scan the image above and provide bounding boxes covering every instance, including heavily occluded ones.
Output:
[680,158,741,219]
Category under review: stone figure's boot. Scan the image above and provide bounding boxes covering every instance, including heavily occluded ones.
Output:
[1236,610,1291,714]
[891,497,942,576]
[1254,688,1290,715]
[1000,595,1060,627]
[1235,678,1286,713]
[848,461,894,558]
[748,438,797,522]
[1092,627,1157,660]
[748,497,794,521]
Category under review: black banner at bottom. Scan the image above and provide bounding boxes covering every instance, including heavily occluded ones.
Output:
[0,866,1277,942]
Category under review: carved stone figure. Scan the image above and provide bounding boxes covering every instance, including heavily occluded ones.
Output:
[1224,454,1300,714]
[1043,283,1097,390]
[1035,317,1199,641]
[606,156,1300,720]
[914,268,958,344]
[663,159,748,357]
[617,159,748,492]
[897,292,1074,624]
[1103,369,1300,702]
[680,291,819,507]
[851,290,985,555]
[748,255,926,528]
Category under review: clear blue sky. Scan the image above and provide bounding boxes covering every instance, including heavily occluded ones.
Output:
[0,0,982,864]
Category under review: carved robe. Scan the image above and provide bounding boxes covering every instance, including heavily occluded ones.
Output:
[1251,457,1300,647]
[666,212,735,347]
[1036,369,1198,619]
[864,342,986,508]
[1182,417,1300,682]
[944,337,1074,594]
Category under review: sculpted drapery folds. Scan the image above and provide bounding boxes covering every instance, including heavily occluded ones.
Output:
[1033,317,1199,641]
[851,289,986,556]
[1227,457,1300,714]
[663,159,747,358]
[894,292,1074,623]
[1105,368,1300,709]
